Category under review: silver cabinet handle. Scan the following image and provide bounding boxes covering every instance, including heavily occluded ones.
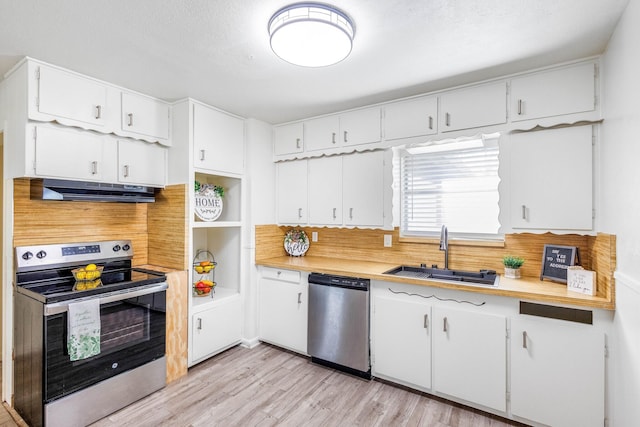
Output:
[127,113,134,127]
[123,165,130,178]
[197,318,202,330]
[298,208,302,219]
[332,207,337,219]
[343,130,348,143]
[517,99,523,115]
[349,207,353,220]
[443,317,448,332]
[95,105,102,119]
[521,205,527,220]
[296,138,301,149]
[332,132,336,144]
[91,161,98,175]
[522,331,528,349]
[297,292,302,304]
[445,112,451,127]
[428,116,433,130]
[276,270,282,276]
[200,149,206,161]
[423,314,429,330]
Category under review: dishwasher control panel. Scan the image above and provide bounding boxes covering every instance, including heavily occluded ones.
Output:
[308,272,370,290]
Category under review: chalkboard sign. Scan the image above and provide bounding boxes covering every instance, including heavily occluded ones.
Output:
[540,245,580,283]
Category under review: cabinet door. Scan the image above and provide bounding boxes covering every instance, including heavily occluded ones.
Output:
[340,107,381,146]
[343,151,384,227]
[308,156,342,225]
[121,92,170,141]
[277,160,308,224]
[372,294,431,390]
[440,82,507,132]
[511,316,604,427]
[511,62,596,122]
[304,115,340,152]
[274,122,304,155]
[432,306,506,412]
[34,125,117,182]
[37,65,108,127]
[191,296,242,362]
[258,269,307,354]
[118,139,167,187]
[384,96,438,140]
[510,125,592,230]
[193,103,244,175]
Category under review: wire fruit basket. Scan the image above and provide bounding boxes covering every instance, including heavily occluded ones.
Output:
[192,249,217,297]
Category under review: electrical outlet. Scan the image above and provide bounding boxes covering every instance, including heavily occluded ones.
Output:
[312,231,318,242]
[384,235,392,247]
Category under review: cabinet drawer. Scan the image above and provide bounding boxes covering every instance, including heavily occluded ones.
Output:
[261,268,301,283]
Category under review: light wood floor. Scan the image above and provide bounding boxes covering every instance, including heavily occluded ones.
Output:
[91,344,523,427]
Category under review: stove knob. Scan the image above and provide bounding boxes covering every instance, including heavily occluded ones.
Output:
[122,244,131,252]
[22,251,33,260]
[112,245,121,252]
[36,250,47,259]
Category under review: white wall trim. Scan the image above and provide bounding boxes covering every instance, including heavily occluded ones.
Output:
[614,271,640,295]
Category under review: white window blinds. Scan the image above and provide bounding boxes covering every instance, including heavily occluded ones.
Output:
[399,135,501,239]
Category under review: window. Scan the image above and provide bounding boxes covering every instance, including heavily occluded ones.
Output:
[398,134,501,239]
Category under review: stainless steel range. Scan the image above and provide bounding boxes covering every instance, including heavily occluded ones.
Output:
[14,240,168,427]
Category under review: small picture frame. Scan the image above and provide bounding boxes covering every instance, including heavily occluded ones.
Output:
[540,245,580,283]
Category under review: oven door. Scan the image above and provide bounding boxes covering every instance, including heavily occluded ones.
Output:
[43,283,167,403]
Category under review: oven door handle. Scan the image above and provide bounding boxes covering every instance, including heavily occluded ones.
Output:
[44,282,168,316]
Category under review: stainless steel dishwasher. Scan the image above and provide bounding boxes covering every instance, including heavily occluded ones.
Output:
[307,272,371,379]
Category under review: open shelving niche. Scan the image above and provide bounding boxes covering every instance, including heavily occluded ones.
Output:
[190,172,242,312]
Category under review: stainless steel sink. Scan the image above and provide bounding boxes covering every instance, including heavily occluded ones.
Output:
[382,265,499,287]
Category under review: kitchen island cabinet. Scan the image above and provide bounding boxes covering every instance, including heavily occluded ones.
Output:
[257,267,308,354]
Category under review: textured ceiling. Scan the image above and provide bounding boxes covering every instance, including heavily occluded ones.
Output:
[0,0,630,124]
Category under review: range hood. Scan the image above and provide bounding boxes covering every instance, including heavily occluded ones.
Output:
[30,179,157,203]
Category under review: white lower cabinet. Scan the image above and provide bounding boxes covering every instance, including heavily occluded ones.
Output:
[432,306,507,412]
[191,294,242,363]
[372,294,432,390]
[510,315,605,427]
[258,268,308,354]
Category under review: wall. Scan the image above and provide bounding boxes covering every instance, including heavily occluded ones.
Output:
[244,118,276,344]
[601,0,640,424]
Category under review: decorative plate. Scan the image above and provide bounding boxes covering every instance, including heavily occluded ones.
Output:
[194,183,223,221]
[284,229,309,257]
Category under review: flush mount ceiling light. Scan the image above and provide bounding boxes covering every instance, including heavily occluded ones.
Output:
[268,3,355,67]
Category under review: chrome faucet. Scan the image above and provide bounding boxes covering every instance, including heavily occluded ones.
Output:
[439,225,449,270]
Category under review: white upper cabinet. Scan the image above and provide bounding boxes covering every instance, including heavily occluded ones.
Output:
[274,122,304,156]
[510,125,593,230]
[340,107,382,147]
[120,92,170,141]
[303,108,381,152]
[277,160,308,224]
[192,102,244,175]
[343,150,384,227]
[510,62,596,122]
[304,115,340,152]
[384,96,438,140]
[440,82,507,132]
[117,139,167,187]
[308,156,343,225]
[35,64,108,128]
[32,125,117,183]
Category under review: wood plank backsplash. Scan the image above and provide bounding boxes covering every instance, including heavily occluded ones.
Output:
[255,225,616,302]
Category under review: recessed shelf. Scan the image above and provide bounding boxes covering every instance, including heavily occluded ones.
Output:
[191,287,240,312]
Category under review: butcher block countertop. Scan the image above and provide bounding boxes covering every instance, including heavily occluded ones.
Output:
[256,255,615,310]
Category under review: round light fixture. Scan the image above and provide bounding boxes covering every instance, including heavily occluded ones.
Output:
[268,3,355,67]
